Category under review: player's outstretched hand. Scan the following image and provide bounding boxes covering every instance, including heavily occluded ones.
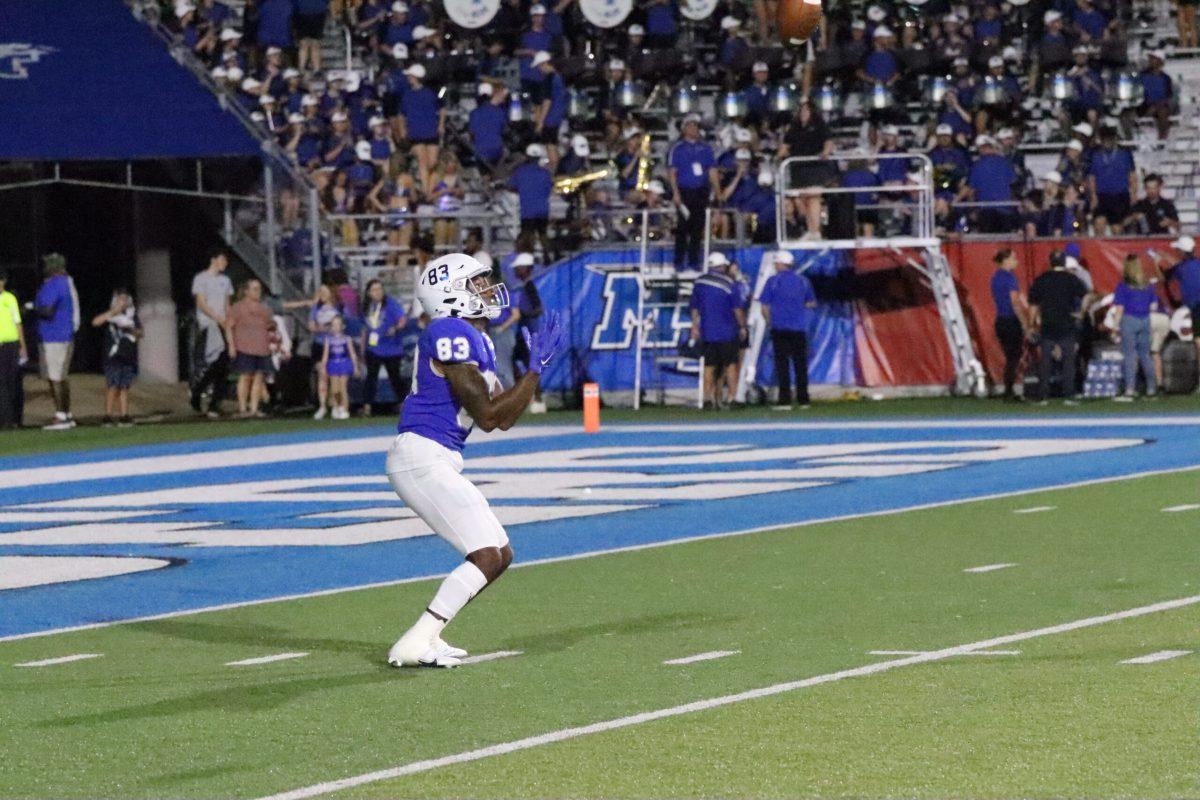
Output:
[523,311,566,374]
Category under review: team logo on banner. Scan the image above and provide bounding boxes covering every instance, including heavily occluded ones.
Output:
[580,0,633,28]
[680,0,719,20]
[444,0,500,29]
[0,43,57,80]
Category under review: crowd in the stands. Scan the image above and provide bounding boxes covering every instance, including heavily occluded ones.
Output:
[151,0,1184,263]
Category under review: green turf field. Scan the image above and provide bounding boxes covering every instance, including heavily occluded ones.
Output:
[3,468,1197,799]
[3,394,1198,457]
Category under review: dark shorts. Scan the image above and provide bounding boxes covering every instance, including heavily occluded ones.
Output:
[1095,191,1131,223]
[520,217,549,236]
[294,11,327,40]
[103,361,136,390]
[1190,302,1200,326]
[410,136,439,146]
[312,342,327,364]
[703,340,739,372]
[233,353,272,375]
[538,123,561,145]
[788,161,836,189]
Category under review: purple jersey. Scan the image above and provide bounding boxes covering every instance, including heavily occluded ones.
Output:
[398,316,500,452]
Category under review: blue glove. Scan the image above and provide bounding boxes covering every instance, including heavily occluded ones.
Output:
[522,311,566,375]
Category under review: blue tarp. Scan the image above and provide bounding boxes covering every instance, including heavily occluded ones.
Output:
[0,0,260,160]
[534,246,857,394]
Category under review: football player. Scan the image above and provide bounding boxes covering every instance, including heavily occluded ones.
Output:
[386,252,564,668]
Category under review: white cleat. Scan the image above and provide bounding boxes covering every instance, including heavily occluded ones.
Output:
[388,636,461,668]
[434,638,468,659]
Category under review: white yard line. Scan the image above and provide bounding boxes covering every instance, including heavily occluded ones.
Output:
[663,650,740,665]
[5,461,1200,645]
[964,563,1017,574]
[1013,506,1056,514]
[14,653,103,667]
[254,593,1200,800]
[458,650,522,666]
[226,652,309,667]
[1120,649,1192,664]
[1162,504,1200,513]
[867,649,1020,656]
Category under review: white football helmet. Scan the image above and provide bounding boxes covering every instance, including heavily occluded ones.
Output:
[415,252,509,320]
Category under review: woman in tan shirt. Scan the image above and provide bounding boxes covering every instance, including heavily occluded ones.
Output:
[225,278,276,418]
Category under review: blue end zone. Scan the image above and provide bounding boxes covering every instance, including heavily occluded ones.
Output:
[2,418,1199,638]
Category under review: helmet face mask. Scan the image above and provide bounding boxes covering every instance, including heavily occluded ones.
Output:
[417,253,510,320]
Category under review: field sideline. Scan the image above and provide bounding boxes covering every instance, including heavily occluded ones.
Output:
[2,408,1198,798]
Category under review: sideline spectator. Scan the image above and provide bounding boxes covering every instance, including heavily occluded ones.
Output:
[361,279,408,416]
[309,283,340,418]
[779,101,834,240]
[1161,235,1200,385]
[1138,50,1174,140]
[669,114,718,270]
[990,248,1030,401]
[1125,174,1179,235]
[0,270,27,429]
[190,248,233,418]
[35,254,80,430]
[1111,255,1159,400]
[91,289,141,427]
[759,250,815,409]
[320,314,358,420]
[689,252,746,410]
[226,278,276,418]
[1029,250,1087,404]
[510,252,547,413]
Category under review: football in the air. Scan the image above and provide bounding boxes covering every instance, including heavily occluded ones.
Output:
[778,0,823,44]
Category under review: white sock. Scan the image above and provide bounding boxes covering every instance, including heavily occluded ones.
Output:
[427,561,488,623]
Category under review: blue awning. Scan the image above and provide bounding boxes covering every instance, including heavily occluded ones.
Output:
[0,0,260,160]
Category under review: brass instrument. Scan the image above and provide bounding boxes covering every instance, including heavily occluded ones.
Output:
[635,133,652,192]
[553,167,612,194]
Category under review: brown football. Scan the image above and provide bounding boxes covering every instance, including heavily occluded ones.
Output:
[777,0,823,45]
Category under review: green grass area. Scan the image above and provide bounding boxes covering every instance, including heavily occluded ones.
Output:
[2,470,1198,799]
[3,394,1198,458]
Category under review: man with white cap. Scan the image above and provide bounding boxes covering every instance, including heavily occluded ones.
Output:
[615,127,646,199]
[962,134,1018,233]
[508,145,554,256]
[718,16,751,82]
[468,80,507,169]
[398,63,444,186]
[322,110,356,169]
[689,252,746,409]
[1159,235,1200,377]
[1088,124,1136,235]
[929,123,970,185]
[517,3,556,96]
[759,250,816,409]
[1139,50,1175,139]
[381,1,415,50]
[668,114,719,270]
[858,25,899,88]
[558,134,591,176]
[533,51,567,172]
[745,61,772,126]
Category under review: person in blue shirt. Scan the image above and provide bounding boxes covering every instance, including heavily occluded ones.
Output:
[1072,0,1109,41]
[1087,126,1136,235]
[689,252,746,409]
[841,159,881,237]
[256,0,292,49]
[929,123,970,192]
[509,145,554,256]
[1068,46,1104,122]
[380,2,415,50]
[469,81,507,169]
[645,0,678,48]
[360,279,408,415]
[1161,235,1200,374]
[718,16,751,86]
[516,4,556,96]
[669,115,718,270]
[34,254,80,429]
[759,250,816,408]
[961,135,1018,233]
[858,26,900,88]
[322,111,356,168]
[386,253,564,669]
[533,52,567,172]
[744,171,778,244]
[1111,255,1160,399]
[744,62,772,127]
[398,63,444,188]
[990,248,1029,400]
[1139,50,1175,140]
